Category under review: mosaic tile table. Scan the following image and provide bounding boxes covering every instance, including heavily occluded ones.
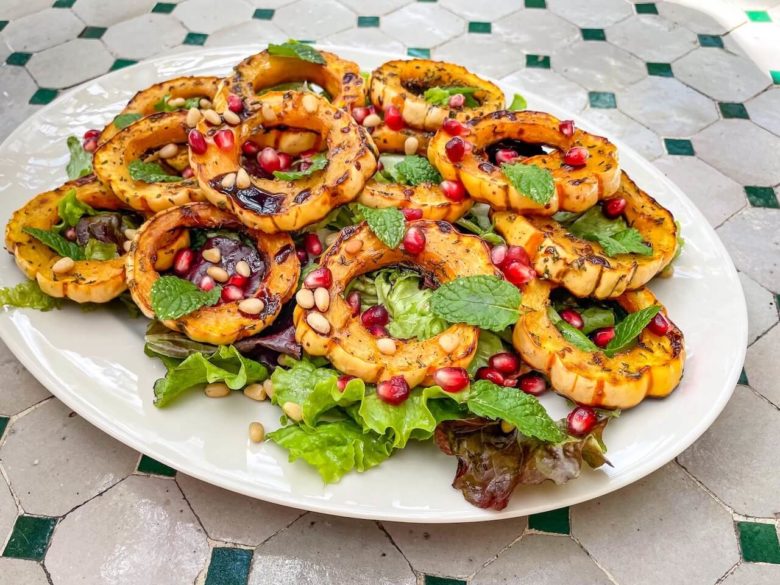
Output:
[0,0,779,583]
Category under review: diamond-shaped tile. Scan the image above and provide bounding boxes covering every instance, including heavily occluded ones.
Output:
[383,2,464,48]
[0,21,6,32]
[698,34,724,47]
[3,8,83,52]
[719,102,750,119]
[738,272,778,345]
[79,26,107,39]
[28,88,58,105]
[526,54,550,69]
[26,39,112,89]
[646,62,673,77]
[739,368,749,386]
[717,207,780,294]
[547,0,632,28]
[528,507,569,534]
[588,91,616,108]
[676,48,770,102]
[275,0,355,39]
[407,47,430,58]
[494,9,579,54]
[176,0,253,34]
[253,8,275,19]
[746,10,771,23]
[136,455,177,477]
[745,186,779,208]
[152,2,177,13]
[2,515,57,561]
[357,15,380,27]
[772,70,780,84]
[468,21,491,33]
[52,0,76,7]
[435,34,523,78]
[607,15,697,62]
[5,52,31,66]
[634,2,657,15]
[205,548,253,585]
[663,138,694,156]
[738,522,780,563]
[110,58,138,71]
[581,107,663,160]
[746,88,780,135]
[103,14,187,60]
[526,0,546,7]
[554,41,646,91]
[0,558,50,585]
[183,31,208,45]
[73,0,156,27]
[581,28,606,41]
[503,68,589,112]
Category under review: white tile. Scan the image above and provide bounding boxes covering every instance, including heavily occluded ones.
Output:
[0,558,49,585]
[724,23,780,76]
[176,473,302,546]
[657,0,746,34]
[26,39,113,89]
[582,107,664,160]
[553,40,646,92]
[245,0,297,7]
[745,324,780,407]
[439,0,521,22]
[739,272,778,344]
[175,0,254,34]
[103,14,188,61]
[547,0,633,28]
[0,0,53,21]
[248,514,415,585]
[0,66,40,141]
[0,472,17,548]
[274,0,356,39]
[205,20,286,47]
[0,348,51,416]
[606,15,698,62]
[382,2,465,48]
[434,35,525,80]
[339,0,412,16]
[502,68,589,113]
[73,0,157,27]
[746,88,780,137]
[653,156,746,227]
[572,463,739,585]
[675,48,771,102]
[46,476,209,585]
[322,27,405,54]
[0,399,138,516]
[494,9,581,55]
[2,8,84,53]
[720,563,780,585]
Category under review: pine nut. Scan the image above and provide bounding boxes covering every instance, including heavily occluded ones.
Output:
[159,143,179,159]
[249,421,265,443]
[222,110,241,126]
[123,240,132,252]
[306,312,331,335]
[238,298,265,314]
[263,379,275,399]
[221,172,236,189]
[52,257,75,274]
[500,420,515,434]
[168,97,186,108]
[203,109,221,125]
[123,228,137,240]
[282,401,303,422]
[202,247,221,263]
[295,288,315,309]
[261,103,277,123]
[199,98,213,109]
[235,260,251,277]
[302,94,318,114]
[344,239,363,254]
[205,382,230,398]
[404,136,419,155]
[325,232,339,246]
[186,107,201,128]
[377,337,397,355]
[206,266,229,282]
[243,383,267,401]
[236,168,251,189]
[314,287,330,312]
[363,113,382,128]
[438,333,459,353]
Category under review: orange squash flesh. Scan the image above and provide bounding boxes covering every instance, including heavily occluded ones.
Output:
[358,180,473,223]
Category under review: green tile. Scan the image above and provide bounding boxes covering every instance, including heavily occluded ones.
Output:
[424,577,467,585]
[137,455,177,477]
[111,58,137,71]
[468,22,491,34]
[738,368,749,386]
[79,26,107,39]
[635,3,658,15]
[357,16,379,27]
[771,70,780,84]
[698,34,724,48]
[52,0,76,7]
[6,52,31,66]
[29,88,58,105]
[664,138,695,156]
[738,521,780,563]
[647,62,673,77]
[205,547,253,585]
[745,186,779,209]
[0,416,8,439]
[2,516,57,561]
[529,507,570,534]
[582,28,606,41]
[253,8,275,20]
[526,54,550,69]
[183,32,208,46]
[719,102,749,119]
[525,0,546,8]
[746,10,771,23]
[152,2,177,13]
[588,91,616,109]
[0,21,7,32]
[407,47,430,58]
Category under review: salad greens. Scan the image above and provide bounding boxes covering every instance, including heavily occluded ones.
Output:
[55,189,96,229]
[423,86,480,108]
[128,159,182,183]
[267,39,325,64]
[561,206,652,257]
[153,95,200,113]
[430,275,521,332]
[23,227,86,260]
[113,113,143,129]
[149,275,221,320]
[66,136,92,179]
[273,152,328,181]
[0,280,62,311]
[374,155,442,186]
[508,93,527,111]
[501,162,555,206]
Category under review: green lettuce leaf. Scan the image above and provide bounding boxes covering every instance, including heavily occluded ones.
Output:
[508,93,527,111]
[423,86,479,107]
[466,330,505,376]
[55,188,96,229]
[84,239,118,260]
[373,269,448,340]
[0,280,61,311]
[66,136,92,179]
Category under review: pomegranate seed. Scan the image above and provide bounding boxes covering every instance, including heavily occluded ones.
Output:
[647,312,670,335]
[83,138,98,153]
[182,167,194,179]
[442,118,464,136]
[367,324,390,337]
[495,149,519,165]
[567,406,597,436]
[188,129,207,154]
[242,141,260,156]
[227,94,244,113]
[560,308,584,330]
[63,227,77,241]
[433,367,470,393]
[83,129,100,140]
[559,120,575,137]
[361,305,389,327]
[503,261,536,287]
[476,367,505,386]
[445,137,466,162]
[304,233,323,256]
[602,197,627,219]
[199,275,215,291]
[592,327,616,348]
[173,248,194,275]
[278,152,293,171]
[403,226,426,255]
[346,290,361,316]
[440,179,466,202]
[300,161,312,172]
[448,94,465,109]
[337,375,356,392]
[488,352,520,375]
[384,105,404,131]
[258,147,281,174]
[377,376,410,405]
[505,245,530,267]
[296,248,308,263]
[502,377,518,388]
[303,267,332,289]
[490,244,508,267]
[227,274,248,288]
[518,372,547,396]
[221,285,244,302]
[352,106,370,124]
[214,129,235,151]
[402,208,423,221]
[564,146,589,166]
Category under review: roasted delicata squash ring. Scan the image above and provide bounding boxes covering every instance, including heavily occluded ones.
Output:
[358,180,472,223]
[513,279,685,409]
[126,202,299,345]
[294,220,502,387]
[191,91,377,233]
[213,49,365,114]
[369,123,433,156]
[494,173,678,299]
[93,111,204,212]
[429,110,620,214]
[370,59,505,131]
[99,76,220,142]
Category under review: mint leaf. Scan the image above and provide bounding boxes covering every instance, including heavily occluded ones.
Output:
[128,159,182,183]
[508,93,527,111]
[273,152,328,181]
[604,305,661,357]
[113,113,142,129]
[568,207,652,257]
[0,280,61,311]
[23,227,85,260]
[423,86,479,107]
[548,307,599,352]
[84,239,118,260]
[391,155,442,186]
[501,163,554,205]
[153,95,200,112]
[466,380,567,443]
[66,136,92,180]
[358,204,405,248]
[150,275,220,320]
[430,275,521,332]
[467,330,505,376]
[55,188,96,229]
[267,39,325,64]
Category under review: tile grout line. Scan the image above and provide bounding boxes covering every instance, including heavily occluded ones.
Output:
[569,531,622,585]
[375,521,417,578]
[467,526,527,581]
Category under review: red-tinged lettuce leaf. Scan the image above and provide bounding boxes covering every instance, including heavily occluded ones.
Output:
[435,418,609,510]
